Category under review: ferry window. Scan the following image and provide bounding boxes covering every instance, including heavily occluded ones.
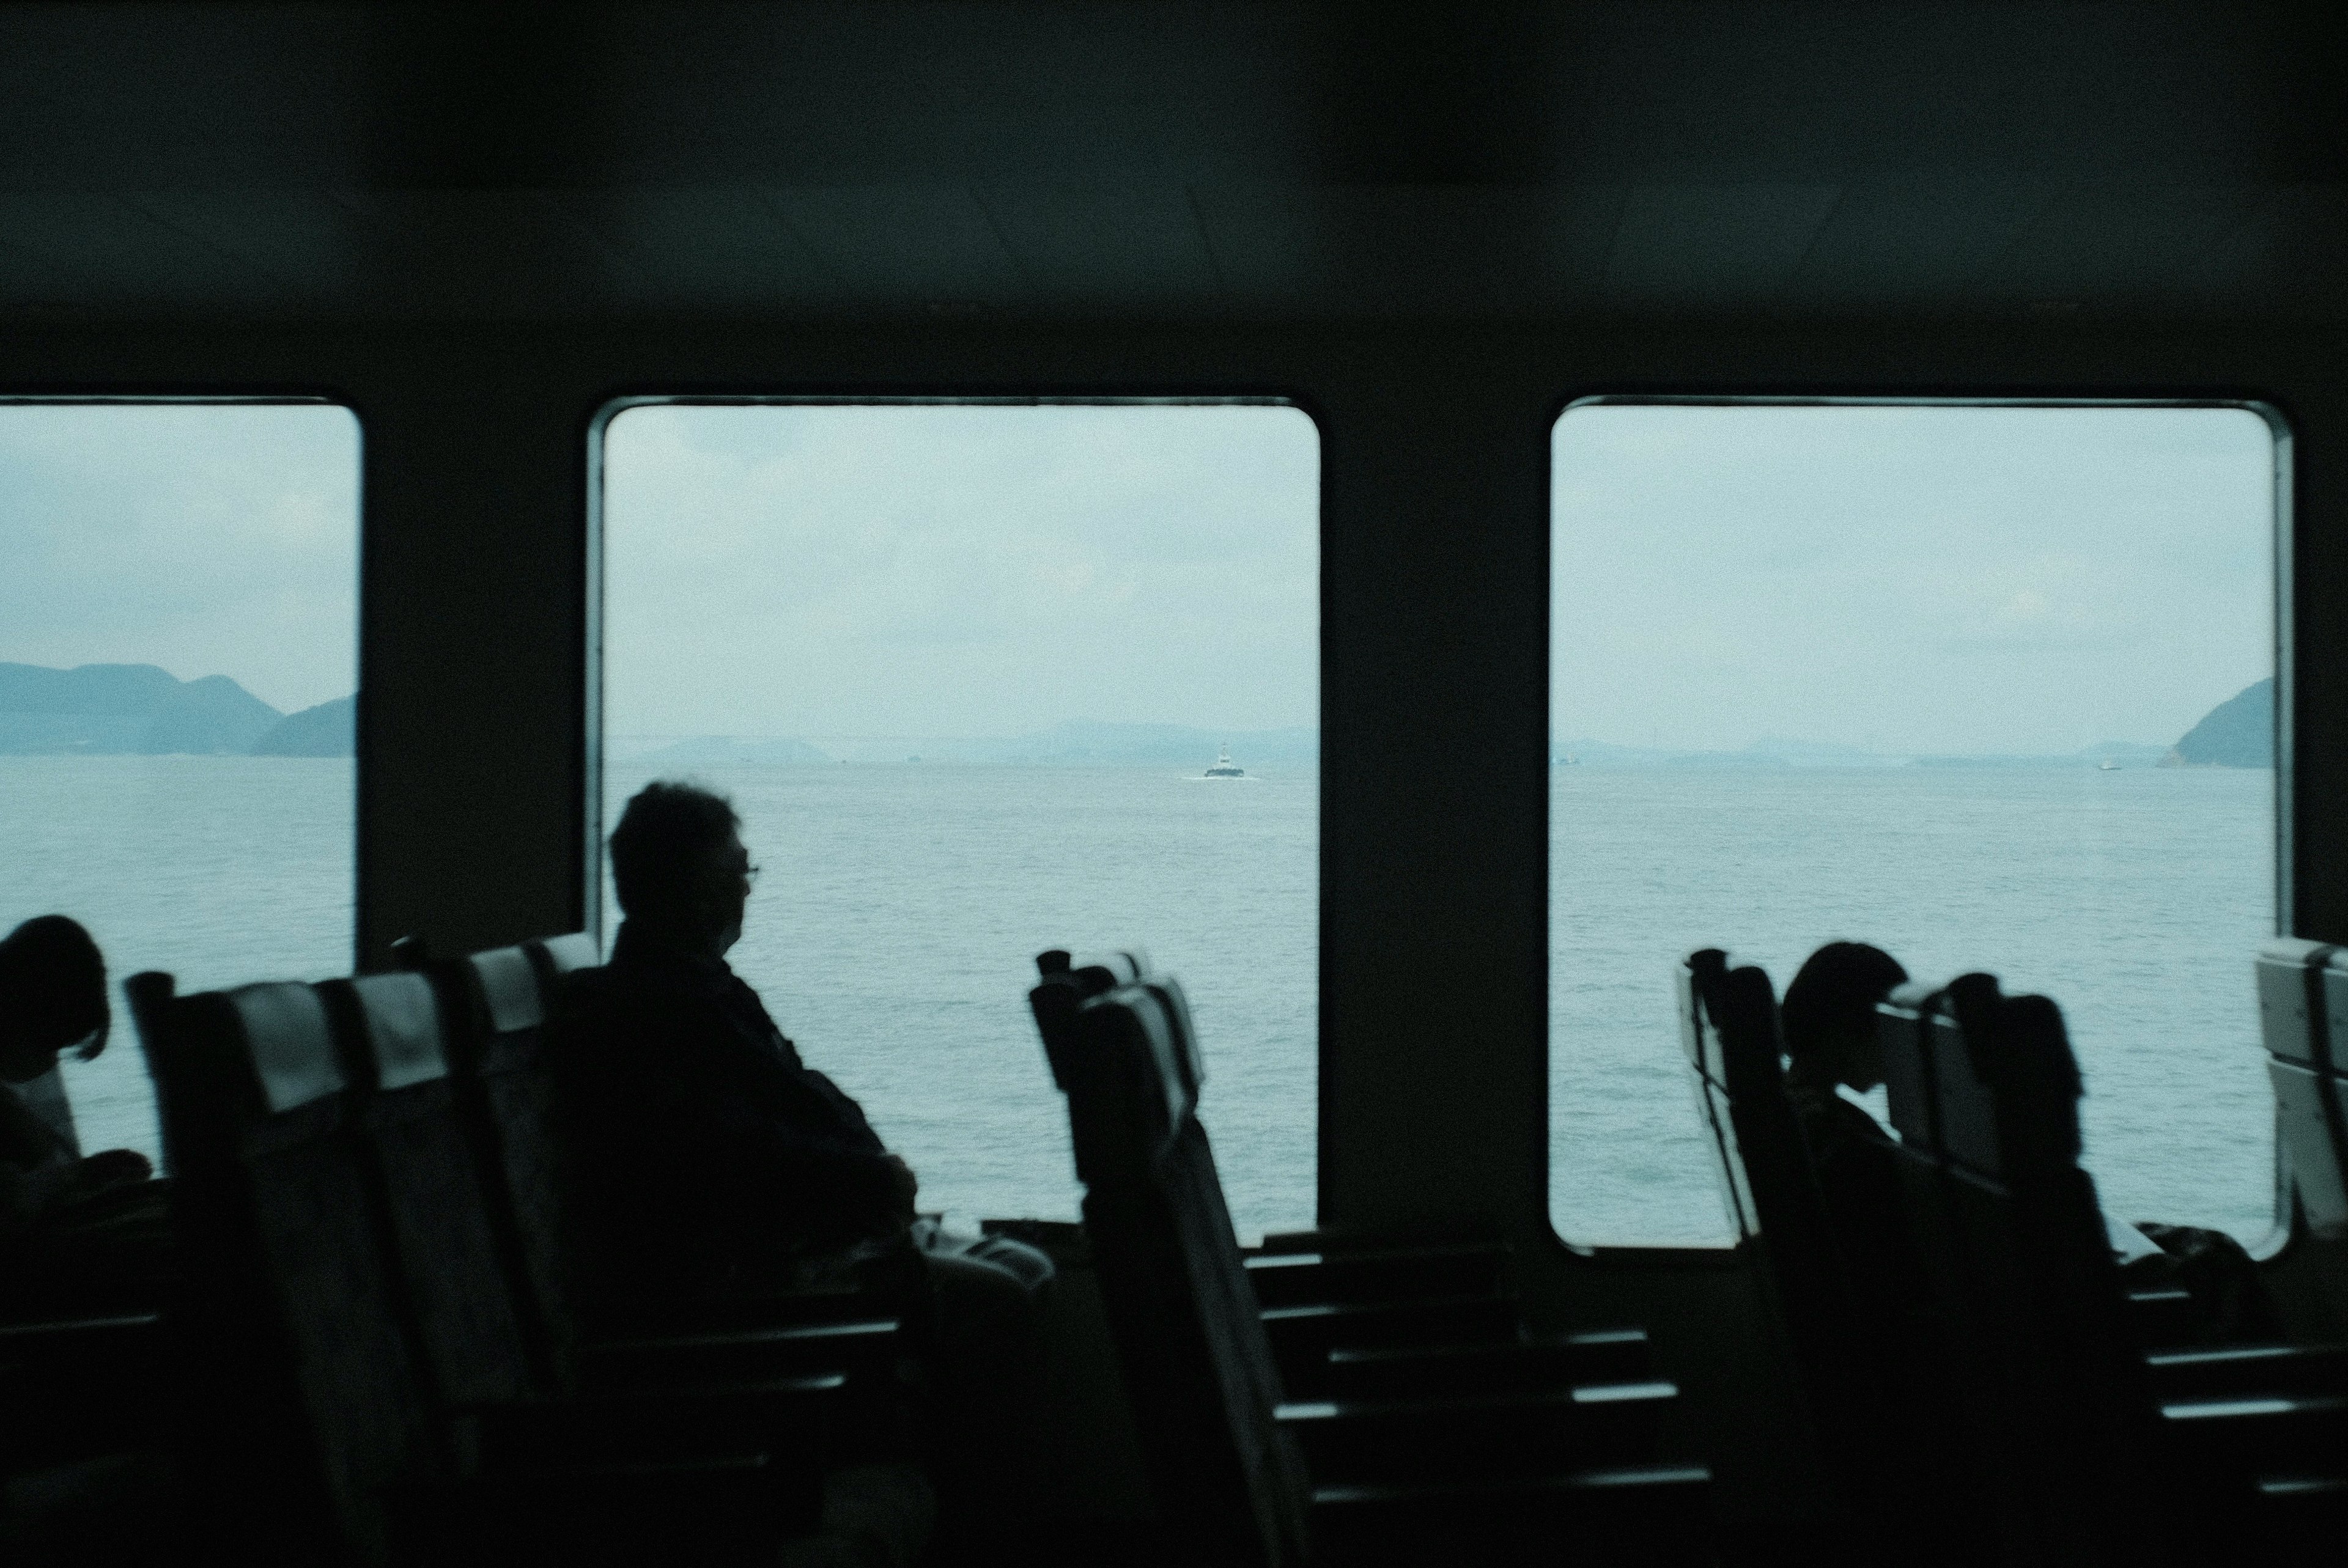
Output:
[597,402,1319,1240]
[1550,401,2279,1245]
[0,400,360,1165]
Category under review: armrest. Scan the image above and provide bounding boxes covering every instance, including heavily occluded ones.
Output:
[2146,1342,2348,1401]
[590,1283,902,1341]
[1313,1328,1652,1400]
[1277,1383,1682,1485]
[578,1317,903,1391]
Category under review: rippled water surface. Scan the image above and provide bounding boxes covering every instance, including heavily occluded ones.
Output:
[0,756,2275,1246]
[1552,764,2276,1243]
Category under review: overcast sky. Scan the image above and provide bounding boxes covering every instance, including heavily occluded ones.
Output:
[602,403,1320,738]
[0,402,358,715]
[1553,403,2275,756]
[0,400,2272,753]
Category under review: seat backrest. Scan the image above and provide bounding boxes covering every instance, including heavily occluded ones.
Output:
[1677,949,1760,1239]
[1678,952,1888,1479]
[328,968,544,1410]
[529,930,602,987]
[1032,956,1307,1568]
[2255,938,2348,1240]
[430,940,579,1388]
[1875,975,2149,1563]
[127,970,441,1564]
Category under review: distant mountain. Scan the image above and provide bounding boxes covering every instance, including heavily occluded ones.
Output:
[147,675,282,754]
[1554,732,2176,770]
[0,662,182,715]
[251,695,356,757]
[2165,678,2274,768]
[0,661,285,755]
[632,735,833,767]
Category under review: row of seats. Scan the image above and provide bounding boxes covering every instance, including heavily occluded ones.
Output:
[1030,949,1713,1566]
[10,931,1698,1566]
[9,932,922,1565]
[1680,946,2348,1566]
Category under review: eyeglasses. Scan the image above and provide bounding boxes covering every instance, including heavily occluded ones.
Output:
[744,864,762,885]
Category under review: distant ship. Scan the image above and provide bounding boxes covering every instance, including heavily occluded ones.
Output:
[2099,759,2121,771]
[1205,745,1245,778]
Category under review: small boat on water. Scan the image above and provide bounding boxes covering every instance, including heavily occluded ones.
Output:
[1205,745,1245,778]
[2099,759,2121,771]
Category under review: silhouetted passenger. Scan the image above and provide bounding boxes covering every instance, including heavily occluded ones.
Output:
[1782,940,2278,1345]
[1779,941,1918,1296]
[0,916,153,1233]
[550,780,1054,1518]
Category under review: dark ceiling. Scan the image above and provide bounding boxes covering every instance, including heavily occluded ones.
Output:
[0,1,2341,323]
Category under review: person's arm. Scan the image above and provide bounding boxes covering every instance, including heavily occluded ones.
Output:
[692,1088,912,1236]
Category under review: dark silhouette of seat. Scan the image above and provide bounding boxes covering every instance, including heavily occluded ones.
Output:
[424,938,583,1391]
[1876,974,2160,1564]
[127,973,441,1560]
[1032,951,1709,1565]
[127,966,876,1564]
[412,934,908,1380]
[1677,950,1955,1553]
[1875,973,2348,1561]
[327,970,541,1413]
[1032,955,1310,1565]
[2256,939,2348,1240]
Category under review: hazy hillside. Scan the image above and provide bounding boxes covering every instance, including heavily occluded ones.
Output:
[618,722,1318,769]
[901,721,1317,767]
[0,661,286,755]
[630,735,833,767]
[2166,678,2274,768]
[1552,735,2173,770]
[251,695,356,757]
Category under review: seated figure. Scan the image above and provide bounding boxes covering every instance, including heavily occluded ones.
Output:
[1779,941,1922,1311]
[0,916,154,1235]
[1782,940,2277,1345]
[548,780,1054,1518]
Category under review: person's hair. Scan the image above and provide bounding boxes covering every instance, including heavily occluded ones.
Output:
[1781,941,1907,1062]
[608,780,741,921]
[0,915,110,1061]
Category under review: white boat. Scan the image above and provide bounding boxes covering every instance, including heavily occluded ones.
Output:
[1205,745,1245,778]
[2099,759,2120,771]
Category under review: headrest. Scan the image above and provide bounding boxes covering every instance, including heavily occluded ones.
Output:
[1678,950,1732,1080]
[349,971,447,1091]
[1028,948,1159,1092]
[1150,976,1206,1098]
[2267,1057,2348,1237]
[533,932,600,976]
[1878,975,2081,1178]
[2255,937,2346,1070]
[1080,981,1199,1154]
[227,983,343,1114]
[468,945,544,1035]
[1682,950,1783,1096]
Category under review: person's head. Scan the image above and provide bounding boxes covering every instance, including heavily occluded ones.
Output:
[608,780,754,955]
[1781,941,1907,1091]
[0,915,110,1084]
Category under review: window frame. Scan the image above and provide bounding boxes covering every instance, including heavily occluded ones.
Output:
[1542,392,2295,1254]
[581,392,1324,1236]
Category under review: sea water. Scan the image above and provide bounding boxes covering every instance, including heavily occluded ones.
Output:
[0,756,2277,1246]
